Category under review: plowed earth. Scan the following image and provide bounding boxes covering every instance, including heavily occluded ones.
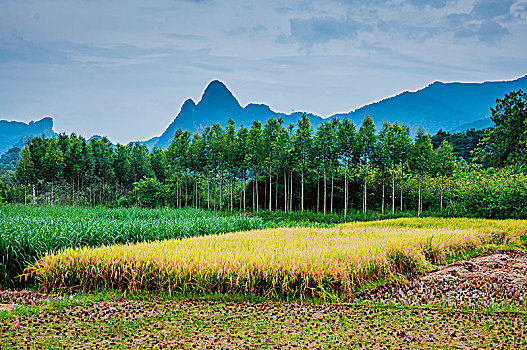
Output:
[1,250,526,349]
[357,250,527,307]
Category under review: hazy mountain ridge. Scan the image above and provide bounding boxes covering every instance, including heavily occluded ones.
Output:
[146,80,324,149]
[0,117,57,154]
[145,75,526,149]
[1,76,526,152]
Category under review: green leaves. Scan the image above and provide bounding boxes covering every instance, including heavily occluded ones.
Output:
[0,205,263,288]
[478,89,527,167]
[130,178,169,208]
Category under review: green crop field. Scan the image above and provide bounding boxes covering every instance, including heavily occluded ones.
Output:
[3,211,527,349]
[0,205,262,288]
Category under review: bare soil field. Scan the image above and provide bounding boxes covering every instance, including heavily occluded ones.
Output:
[357,250,527,307]
[1,250,526,349]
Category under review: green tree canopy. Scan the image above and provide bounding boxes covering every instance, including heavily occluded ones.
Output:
[478,89,527,167]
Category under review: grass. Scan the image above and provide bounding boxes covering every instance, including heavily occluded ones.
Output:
[1,291,526,349]
[0,205,262,288]
[27,217,527,299]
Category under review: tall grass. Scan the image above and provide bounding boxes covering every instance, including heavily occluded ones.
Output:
[0,205,262,288]
[28,218,527,299]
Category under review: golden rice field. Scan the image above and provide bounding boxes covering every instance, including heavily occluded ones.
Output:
[27,218,527,299]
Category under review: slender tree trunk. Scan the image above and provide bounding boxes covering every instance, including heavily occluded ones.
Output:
[185,176,188,207]
[177,179,180,208]
[316,172,320,213]
[440,183,443,213]
[283,169,287,212]
[275,173,278,212]
[243,172,246,212]
[323,167,327,215]
[230,177,233,212]
[219,172,222,210]
[239,177,242,210]
[253,181,256,212]
[400,163,403,212]
[363,164,367,216]
[213,181,216,210]
[301,167,304,213]
[418,177,422,217]
[269,165,272,211]
[207,175,210,209]
[289,170,293,212]
[392,168,395,215]
[255,172,259,213]
[344,166,348,219]
[51,178,54,206]
[331,173,334,214]
[381,174,385,214]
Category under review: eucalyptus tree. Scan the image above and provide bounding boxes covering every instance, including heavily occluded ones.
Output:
[210,123,226,210]
[236,125,249,211]
[285,123,295,212]
[64,134,92,201]
[392,123,411,212]
[247,120,264,212]
[225,119,238,211]
[327,118,341,213]
[315,119,339,215]
[201,126,213,208]
[89,137,114,204]
[409,128,434,216]
[167,128,191,207]
[113,144,133,195]
[293,114,313,213]
[356,116,377,216]
[43,139,65,205]
[375,123,395,214]
[263,117,283,211]
[25,136,46,182]
[151,147,168,183]
[15,144,36,205]
[433,140,455,212]
[188,132,206,208]
[129,142,154,183]
[270,118,288,211]
[337,118,357,218]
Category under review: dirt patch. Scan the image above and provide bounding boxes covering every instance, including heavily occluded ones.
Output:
[2,299,526,349]
[357,250,527,307]
[0,290,50,311]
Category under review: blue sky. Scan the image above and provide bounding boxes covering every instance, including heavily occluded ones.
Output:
[1,0,526,144]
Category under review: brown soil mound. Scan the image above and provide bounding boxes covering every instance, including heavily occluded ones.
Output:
[357,250,527,307]
[0,290,49,311]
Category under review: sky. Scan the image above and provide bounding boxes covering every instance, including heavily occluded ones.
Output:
[1,0,526,144]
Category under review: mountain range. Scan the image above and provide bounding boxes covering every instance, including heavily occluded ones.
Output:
[0,117,56,154]
[144,75,526,149]
[1,75,526,153]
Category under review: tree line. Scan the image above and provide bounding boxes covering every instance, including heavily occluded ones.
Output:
[3,89,527,218]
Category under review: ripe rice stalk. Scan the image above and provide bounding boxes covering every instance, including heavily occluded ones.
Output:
[27,217,527,298]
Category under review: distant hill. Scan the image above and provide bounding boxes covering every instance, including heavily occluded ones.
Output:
[146,76,527,149]
[338,76,527,133]
[145,80,322,149]
[0,117,57,154]
[2,76,526,152]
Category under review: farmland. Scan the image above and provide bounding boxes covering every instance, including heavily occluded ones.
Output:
[2,297,526,349]
[0,205,262,288]
[2,206,527,348]
[28,217,527,298]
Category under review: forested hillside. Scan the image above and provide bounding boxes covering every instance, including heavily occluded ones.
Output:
[1,89,526,219]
